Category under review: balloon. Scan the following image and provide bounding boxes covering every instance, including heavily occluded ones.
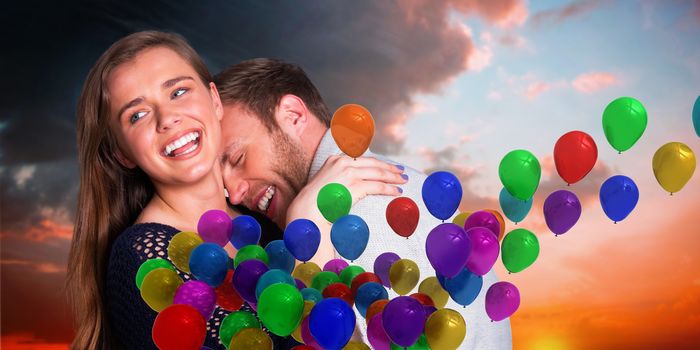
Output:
[295,278,307,290]
[258,283,304,336]
[312,271,341,293]
[323,282,355,307]
[197,209,232,247]
[498,187,533,224]
[366,299,389,321]
[602,97,648,153]
[324,259,349,274]
[219,311,260,349]
[437,268,482,307]
[293,262,322,288]
[599,175,640,223]
[485,209,506,240]
[344,341,371,350]
[152,304,206,350]
[694,96,700,137]
[426,223,471,278]
[652,142,696,194]
[373,252,401,288]
[452,212,472,227]
[485,281,520,321]
[367,313,391,350]
[301,316,322,349]
[425,309,466,350]
[382,296,426,347]
[553,131,598,184]
[136,258,175,289]
[168,231,203,273]
[301,287,324,303]
[317,183,353,223]
[389,259,420,295]
[284,219,322,262]
[390,333,430,350]
[230,215,262,249]
[228,327,273,350]
[355,282,389,318]
[464,211,500,239]
[543,190,582,235]
[141,268,183,312]
[331,103,375,158]
[498,150,541,200]
[331,215,370,261]
[255,269,296,300]
[265,240,296,274]
[409,293,435,307]
[386,197,420,238]
[292,346,316,350]
[173,280,216,320]
[350,272,383,297]
[340,265,366,286]
[232,259,269,304]
[418,277,449,309]
[501,228,540,273]
[309,298,357,350]
[423,305,438,318]
[215,269,244,311]
[233,244,269,269]
[422,171,463,220]
[464,227,500,276]
[189,243,229,287]
[291,301,315,344]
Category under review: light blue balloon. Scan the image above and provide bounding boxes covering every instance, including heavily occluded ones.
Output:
[600,175,639,223]
[693,95,700,138]
[437,268,483,307]
[230,215,261,249]
[422,171,463,221]
[330,215,369,261]
[499,187,533,224]
[189,243,229,287]
[265,240,296,273]
[301,288,323,303]
[255,269,296,300]
[355,282,388,318]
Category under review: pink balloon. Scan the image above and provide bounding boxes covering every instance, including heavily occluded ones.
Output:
[485,281,520,321]
[197,209,232,246]
[173,280,216,320]
[367,313,391,350]
[323,259,349,275]
[465,227,500,276]
[301,316,322,349]
[464,210,500,239]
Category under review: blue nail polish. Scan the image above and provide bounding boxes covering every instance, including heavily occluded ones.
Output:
[401,174,409,180]
[398,187,403,193]
[395,164,405,171]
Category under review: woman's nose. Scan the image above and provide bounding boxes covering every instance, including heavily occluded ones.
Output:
[156,108,182,132]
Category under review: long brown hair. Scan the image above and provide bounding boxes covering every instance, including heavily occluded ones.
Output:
[66,31,212,350]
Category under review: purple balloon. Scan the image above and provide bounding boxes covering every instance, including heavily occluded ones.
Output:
[367,312,391,350]
[373,252,401,288]
[485,281,520,321]
[382,296,426,347]
[543,190,582,235]
[232,259,269,304]
[173,280,216,320]
[465,227,500,276]
[423,305,438,318]
[426,223,471,278]
[295,278,307,290]
[323,258,349,275]
[197,209,232,246]
[464,210,500,239]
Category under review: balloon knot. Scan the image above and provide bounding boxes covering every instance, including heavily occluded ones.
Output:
[670,192,673,196]
[508,271,512,274]
[614,221,617,224]
[618,151,622,154]
[490,319,494,322]
[567,183,570,186]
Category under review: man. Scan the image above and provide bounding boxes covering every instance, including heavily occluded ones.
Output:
[215,59,512,349]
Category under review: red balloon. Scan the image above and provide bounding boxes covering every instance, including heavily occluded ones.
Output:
[554,131,598,185]
[152,304,206,350]
[323,282,354,307]
[351,272,383,297]
[409,292,435,307]
[292,346,317,350]
[215,269,244,311]
[386,197,419,238]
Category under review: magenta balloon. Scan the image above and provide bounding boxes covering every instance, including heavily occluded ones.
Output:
[464,210,500,239]
[485,281,520,321]
[373,252,401,288]
[382,296,426,347]
[301,316,322,349]
[367,313,391,350]
[426,223,471,278]
[323,259,349,275]
[465,227,500,276]
[197,209,232,246]
[173,280,216,320]
[543,190,582,235]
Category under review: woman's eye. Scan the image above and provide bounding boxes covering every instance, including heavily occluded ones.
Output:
[129,111,146,124]
[172,87,188,98]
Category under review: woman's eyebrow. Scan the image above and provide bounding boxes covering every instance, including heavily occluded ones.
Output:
[117,97,144,119]
[161,76,194,89]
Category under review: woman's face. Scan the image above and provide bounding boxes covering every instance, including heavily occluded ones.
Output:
[108,47,222,187]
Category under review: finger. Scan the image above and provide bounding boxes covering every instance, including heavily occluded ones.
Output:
[344,166,407,185]
[349,181,402,203]
[342,156,405,174]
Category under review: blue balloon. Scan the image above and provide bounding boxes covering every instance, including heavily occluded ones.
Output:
[189,243,229,287]
[437,268,483,307]
[600,175,639,223]
[499,187,533,224]
[693,95,700,138]
[284,219,321,262]
[354,282,389,318]
[309,298,356,350]
[330,215,369,261]
[301,287,323,303]
[230,215,261,249]
[255,269,296,300]
[422,171,463,221]
[265,240,296,273]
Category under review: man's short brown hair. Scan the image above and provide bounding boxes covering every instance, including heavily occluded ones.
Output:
[214,58,331,131]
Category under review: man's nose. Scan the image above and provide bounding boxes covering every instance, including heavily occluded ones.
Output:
[227,180,249,206]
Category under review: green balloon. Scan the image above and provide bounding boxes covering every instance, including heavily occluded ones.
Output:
[311,271,341,292]
[501,228,540,273]
[234,245,269,268]
[602,97,647,153]
[498,150,541,200]
[257,283,304,336]
[317,183,352,223]
[219,311,261,349]
[135,258,175,289]
[391,333,429,350]
[339,265,366,286]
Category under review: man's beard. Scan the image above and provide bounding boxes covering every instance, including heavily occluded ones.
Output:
[270,129,310,215]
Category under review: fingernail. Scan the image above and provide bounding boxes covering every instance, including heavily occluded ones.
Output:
[401,174,409,181]
[395,164,405,171]
[397,187,403,194]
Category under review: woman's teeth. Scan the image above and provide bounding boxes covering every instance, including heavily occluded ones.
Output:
[165,131,200,157]
[258,185,276,212]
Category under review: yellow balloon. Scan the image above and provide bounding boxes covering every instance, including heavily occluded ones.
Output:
[652,142,696,194]
[452,212,472,228]
[425,309,466,350]
[292,262,321,288]
[140,268,183,312]
[343,341,371,350]
[167,231,203,273]
[291,301,315,343]
[389,259,420,295]
[418,277,449,309]
[229,327,273,350]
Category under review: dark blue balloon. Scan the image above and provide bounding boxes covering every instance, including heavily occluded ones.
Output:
[301,287,323,303]
[309,298,356,350]
[265,240,296,273]
[600,175,639,223]
[422,171,463,220]
[284,219,321,262]
[330,215,369,261]
[354,282,389,318]
[437,268,483,307]
[255,269,296,300]
[230,215,261,249]
[189,243,229,287]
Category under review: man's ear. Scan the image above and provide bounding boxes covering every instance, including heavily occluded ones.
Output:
[115,148,137,169]
[274,94,309,138]
[209,82,224,121]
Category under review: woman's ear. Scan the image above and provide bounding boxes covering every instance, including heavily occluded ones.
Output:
[274,94,308,138]
[115,148,137,169]
[209,82,224,121]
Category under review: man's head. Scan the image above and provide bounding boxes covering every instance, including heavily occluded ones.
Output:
[215,58,330,226]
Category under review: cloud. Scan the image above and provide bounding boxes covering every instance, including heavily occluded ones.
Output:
[524,80,566,100]
[13,165,36,188]
[529,0,609,28]
[572,72,619,93]
[497,32,528,48]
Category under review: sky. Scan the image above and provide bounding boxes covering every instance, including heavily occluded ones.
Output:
[1,0,699,349]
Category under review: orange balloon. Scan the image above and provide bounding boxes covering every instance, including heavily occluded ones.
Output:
[331,104,375,158]
[485,209,506,241]
[365,299,389,321]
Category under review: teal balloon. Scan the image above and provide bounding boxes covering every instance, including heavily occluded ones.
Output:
[301,287,323,303]
[331,215,370,261]
[255,269,296,300]
[498,150,541,200]
[498,187,532,224]
[693,95,700,138]
[602,97,648,152]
